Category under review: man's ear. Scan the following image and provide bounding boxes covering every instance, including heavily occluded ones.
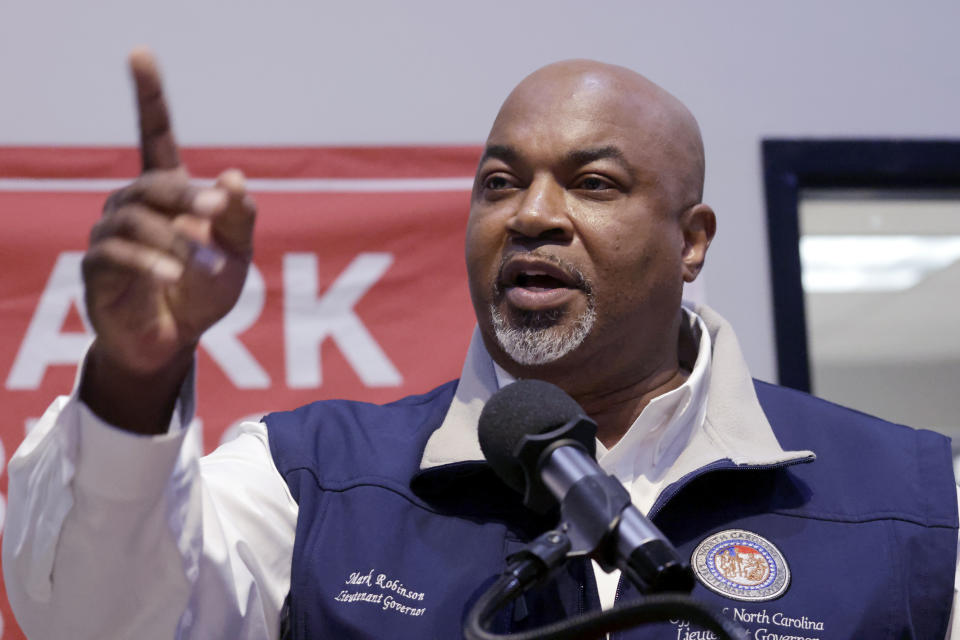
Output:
[680,203,716,283]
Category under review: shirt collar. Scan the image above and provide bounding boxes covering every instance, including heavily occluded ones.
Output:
[594,310,711,484]
[419,303,814,477]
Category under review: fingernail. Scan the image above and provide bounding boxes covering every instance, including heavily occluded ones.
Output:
[153,256,184,282]
[194,189,228,215]
[191,245,227,275]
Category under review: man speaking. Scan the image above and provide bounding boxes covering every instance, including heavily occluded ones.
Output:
[3,50,957,639]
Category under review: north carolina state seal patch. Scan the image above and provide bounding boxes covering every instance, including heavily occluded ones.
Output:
[691,529,790,602]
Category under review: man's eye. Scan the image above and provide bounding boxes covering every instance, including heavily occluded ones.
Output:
[577,176,612,190]
[483,175,513,190]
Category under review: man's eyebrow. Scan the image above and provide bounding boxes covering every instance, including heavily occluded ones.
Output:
[478,144,518,165]
[477,144,633,171]
[566,146,631,170]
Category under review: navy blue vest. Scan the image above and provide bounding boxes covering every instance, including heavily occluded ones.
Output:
[265,380,957,639]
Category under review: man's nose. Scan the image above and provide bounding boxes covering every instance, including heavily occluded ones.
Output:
[505,176,573,242]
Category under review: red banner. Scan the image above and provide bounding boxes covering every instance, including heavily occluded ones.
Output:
[0,146,482,638]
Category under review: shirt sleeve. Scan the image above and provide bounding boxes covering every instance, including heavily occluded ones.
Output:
[2,363,298,640]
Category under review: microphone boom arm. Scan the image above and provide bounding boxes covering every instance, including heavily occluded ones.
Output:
[518,417,695,594]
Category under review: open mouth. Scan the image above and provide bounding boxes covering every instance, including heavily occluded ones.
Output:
[501,256,580,288]
[514,270,573,290]
[498,256,583,310]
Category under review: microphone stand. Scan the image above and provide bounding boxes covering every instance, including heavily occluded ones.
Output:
[472,391,746,639]
[463,529,747,640]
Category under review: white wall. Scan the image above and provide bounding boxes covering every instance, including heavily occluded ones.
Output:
[3,0,959,382]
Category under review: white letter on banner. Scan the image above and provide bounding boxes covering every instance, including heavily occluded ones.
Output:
[6,252,92,390]
[283,253,402,388]
[200,264,270,388]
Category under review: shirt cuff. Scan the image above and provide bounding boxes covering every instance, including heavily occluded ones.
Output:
[73,358,198,502]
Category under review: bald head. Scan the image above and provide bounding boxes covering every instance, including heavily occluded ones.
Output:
[487,59,705,209]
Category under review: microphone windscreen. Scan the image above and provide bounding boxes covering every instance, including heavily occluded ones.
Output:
[478,379,584,493]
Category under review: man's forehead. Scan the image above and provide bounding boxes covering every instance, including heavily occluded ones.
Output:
[484,62,675,160]
[500,79,637,122]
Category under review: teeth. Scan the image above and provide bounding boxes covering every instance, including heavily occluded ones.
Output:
[515,269,546,286]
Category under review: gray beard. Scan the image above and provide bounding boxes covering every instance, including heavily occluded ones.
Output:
[490,303,597,366]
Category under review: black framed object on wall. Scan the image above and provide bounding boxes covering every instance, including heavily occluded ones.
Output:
[762,139,960,393]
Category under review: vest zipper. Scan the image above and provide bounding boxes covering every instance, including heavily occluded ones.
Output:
[610,577,624,640]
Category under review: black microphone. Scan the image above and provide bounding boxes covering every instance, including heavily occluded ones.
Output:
[478,379,694,594]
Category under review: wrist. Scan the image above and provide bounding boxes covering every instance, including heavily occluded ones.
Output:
[79,340,196,435]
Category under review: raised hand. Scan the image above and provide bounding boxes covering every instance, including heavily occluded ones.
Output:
[79,48,256,433]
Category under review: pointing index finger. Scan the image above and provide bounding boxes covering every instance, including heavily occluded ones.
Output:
[129,47,180,172]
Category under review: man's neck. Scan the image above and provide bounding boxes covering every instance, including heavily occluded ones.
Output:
[573,364,690,449]
[489,310,699,449]
[495,347,689,449]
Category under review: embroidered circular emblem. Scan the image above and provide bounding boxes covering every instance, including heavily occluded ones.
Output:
[691,529,790,602]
